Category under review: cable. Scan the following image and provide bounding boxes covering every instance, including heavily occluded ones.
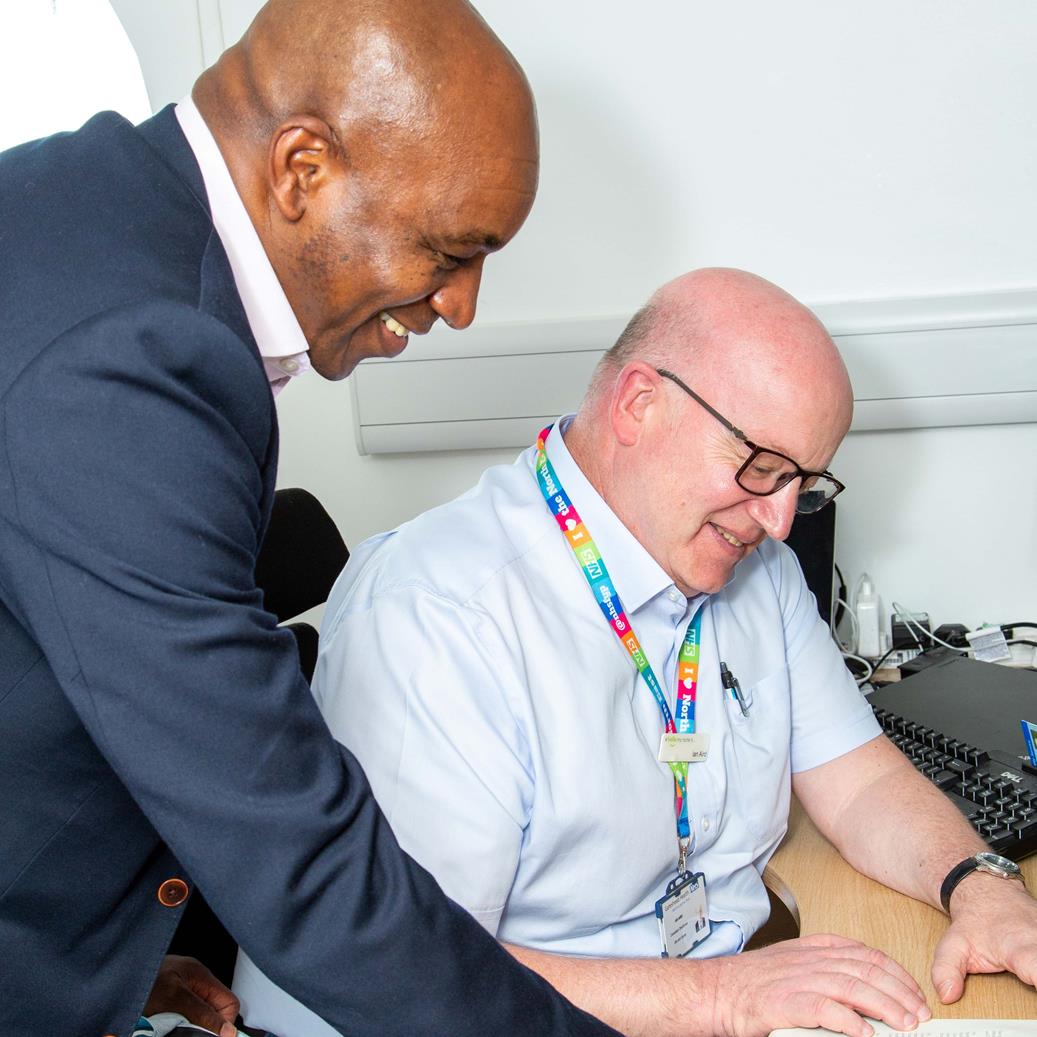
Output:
[834,564,849,629]
[891,601,972,653]
[890,603,1035,669]
[849,645,899,691]
[847,642,904,688]
[873,644,898,670]
[842,651,874,686]
[834,597,859,652]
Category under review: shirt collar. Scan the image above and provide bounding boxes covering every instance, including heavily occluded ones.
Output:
[174,96,311,388]
[546,414,686,615]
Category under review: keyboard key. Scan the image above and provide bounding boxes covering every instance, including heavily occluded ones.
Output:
[932,770,958,790]
[1012,818,1037,839]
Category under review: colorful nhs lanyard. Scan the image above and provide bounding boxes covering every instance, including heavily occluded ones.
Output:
[534,426,707,874]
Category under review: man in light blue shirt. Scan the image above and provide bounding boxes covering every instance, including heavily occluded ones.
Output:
[236,269,1037,1037]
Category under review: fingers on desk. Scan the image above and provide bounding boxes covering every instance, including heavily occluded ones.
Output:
[726,933,930,1037]
[933,918,1037,1003]
[931,927,971,1003]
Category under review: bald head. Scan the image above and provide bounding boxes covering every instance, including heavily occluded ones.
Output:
[586,268,852,440]
[568,269,854,596]
[200,0,532,156]
[192,0,539,379]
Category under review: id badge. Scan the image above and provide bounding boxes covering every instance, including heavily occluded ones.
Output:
[655,871,710,958]
[658,732,710,763]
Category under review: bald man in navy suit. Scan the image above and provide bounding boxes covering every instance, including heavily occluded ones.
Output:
[0,3,618,1035]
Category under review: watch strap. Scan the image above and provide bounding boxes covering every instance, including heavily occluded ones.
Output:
[940,857,982,913]
[940,854,1022,913]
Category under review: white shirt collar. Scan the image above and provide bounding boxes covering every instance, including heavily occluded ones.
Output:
[174,96,310,392]
[547,414,688,615]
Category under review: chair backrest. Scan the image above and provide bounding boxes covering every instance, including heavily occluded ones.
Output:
[255,487,350,624]
[255,487,349,682]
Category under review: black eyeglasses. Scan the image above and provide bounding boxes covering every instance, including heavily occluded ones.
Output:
[656,368,845,514]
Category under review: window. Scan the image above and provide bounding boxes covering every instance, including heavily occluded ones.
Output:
[0,0,151,152]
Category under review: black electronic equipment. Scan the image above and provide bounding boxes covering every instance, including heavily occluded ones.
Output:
[785,503,837,627]
[868,655,1037,861]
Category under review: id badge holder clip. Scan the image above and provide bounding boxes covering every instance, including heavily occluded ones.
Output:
[655,870,710,958]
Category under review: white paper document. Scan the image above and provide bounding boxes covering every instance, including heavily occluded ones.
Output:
[771,1021,1037,1037]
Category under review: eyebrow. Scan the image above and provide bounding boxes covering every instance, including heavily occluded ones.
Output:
[714,421,802,465]
[738,428,800,463]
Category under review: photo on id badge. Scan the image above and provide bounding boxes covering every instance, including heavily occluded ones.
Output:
[656,871,711,958]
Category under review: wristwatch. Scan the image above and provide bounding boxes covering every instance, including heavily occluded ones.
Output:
[939,851,1024,913]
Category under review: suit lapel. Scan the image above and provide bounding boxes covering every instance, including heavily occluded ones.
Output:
[137,105,279,543]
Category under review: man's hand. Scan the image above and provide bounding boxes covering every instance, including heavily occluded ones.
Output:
[933,878,1037,1003]
[710,934,931,1037]
[144,955,240,1037]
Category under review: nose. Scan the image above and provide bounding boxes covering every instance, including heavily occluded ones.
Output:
[746,479,800,542]
[429,258,485,330]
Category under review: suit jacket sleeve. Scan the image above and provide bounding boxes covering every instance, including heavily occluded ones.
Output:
[0,300,618,1037]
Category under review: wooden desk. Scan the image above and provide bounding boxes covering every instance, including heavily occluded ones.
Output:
[765,800,1037,1018]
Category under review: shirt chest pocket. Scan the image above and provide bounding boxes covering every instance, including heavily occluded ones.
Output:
[723,664,793,849]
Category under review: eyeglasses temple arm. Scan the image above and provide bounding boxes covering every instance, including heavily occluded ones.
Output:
[655,368,748,441]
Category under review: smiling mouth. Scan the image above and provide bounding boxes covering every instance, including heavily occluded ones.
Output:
[711,523,747,549]
[379,311,410,338]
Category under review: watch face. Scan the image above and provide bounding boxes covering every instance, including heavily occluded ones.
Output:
[977,851,1021,874]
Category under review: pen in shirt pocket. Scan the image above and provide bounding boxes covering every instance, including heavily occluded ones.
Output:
[720,661,750,717]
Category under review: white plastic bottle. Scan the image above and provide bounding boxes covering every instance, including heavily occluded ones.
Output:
[854,573,882,659]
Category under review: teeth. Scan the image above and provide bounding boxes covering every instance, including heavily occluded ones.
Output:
[379,312,409,337]
[715,526,744,548]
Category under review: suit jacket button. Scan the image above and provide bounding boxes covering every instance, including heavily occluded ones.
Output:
[157,877,190,907]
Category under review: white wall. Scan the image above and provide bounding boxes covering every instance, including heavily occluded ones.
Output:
[119,0,1037,631]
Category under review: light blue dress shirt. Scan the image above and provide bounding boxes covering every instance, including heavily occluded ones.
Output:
[233,416,880,1037]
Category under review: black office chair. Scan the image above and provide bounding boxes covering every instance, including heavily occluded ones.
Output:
[254,486,350,681]
[169,488,349,983]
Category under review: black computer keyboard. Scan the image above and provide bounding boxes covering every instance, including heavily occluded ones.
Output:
[872,705,1037,860]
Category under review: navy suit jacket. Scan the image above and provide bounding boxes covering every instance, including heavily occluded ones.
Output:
[0,107,617,1037]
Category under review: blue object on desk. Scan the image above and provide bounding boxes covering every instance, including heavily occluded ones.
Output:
[1022,719,1037,767]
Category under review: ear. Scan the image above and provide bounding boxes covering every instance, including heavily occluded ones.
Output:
[268,117,340,222]
[609,361,662,447]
